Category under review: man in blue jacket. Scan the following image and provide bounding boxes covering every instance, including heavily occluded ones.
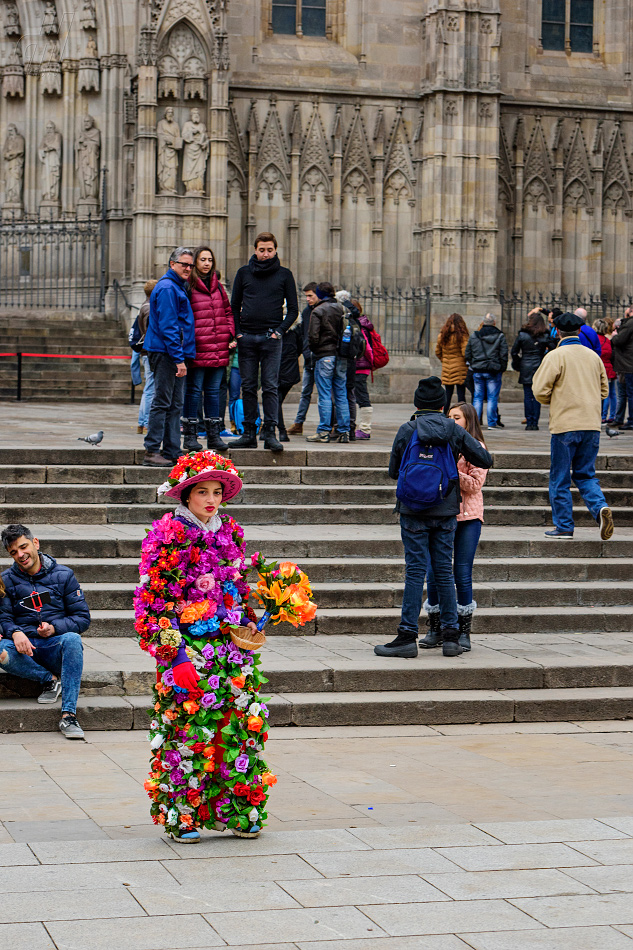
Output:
[574,308,602,355]
[0,524,90,739]
[143,247,196,466]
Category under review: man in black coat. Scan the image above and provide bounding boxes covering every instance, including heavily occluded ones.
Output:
[0,524,90,739]
[611,307,633,430]
[465,314,508,429]
[230,232,299,452]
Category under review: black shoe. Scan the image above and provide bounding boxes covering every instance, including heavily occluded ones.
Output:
[231,424,258,449]
[419,611,442,648]
[262,423,284,452]
[496,419,505,428]
[278,428,290,443]
[204,418,228,452]
[182,418,202,452]
[458,611,473,652]
[374,630,418,658]
[442,627,463,657]
[332,431,349,443]
[349,428,356,442]
[544,528,574,539]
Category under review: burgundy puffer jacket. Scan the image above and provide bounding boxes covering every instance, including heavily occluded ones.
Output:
[189,273,235,368]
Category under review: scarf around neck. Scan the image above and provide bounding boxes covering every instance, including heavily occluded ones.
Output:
[175,504,222,534]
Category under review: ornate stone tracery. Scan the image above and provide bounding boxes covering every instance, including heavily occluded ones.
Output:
[256,98,290,198]
[523,118,555,211]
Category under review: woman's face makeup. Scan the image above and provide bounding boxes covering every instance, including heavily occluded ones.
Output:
[186,479,223,522]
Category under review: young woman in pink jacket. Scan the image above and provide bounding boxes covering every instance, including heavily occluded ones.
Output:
[183,246,236,452]
[421,402,488,652]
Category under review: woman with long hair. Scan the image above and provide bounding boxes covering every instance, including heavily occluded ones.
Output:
[182,246,236,452]
[511,309,553,430]
[420,402,488,653]
[435,313,469,413]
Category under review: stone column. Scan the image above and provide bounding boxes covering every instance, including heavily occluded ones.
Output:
[208,65,229,274]
[246,102,258,249]
[591,127,604,298]
[131,30,158,293]
[552,131,564,296]
[288,104,301,278]
[102,55,128,288]
[61,62,77,214]
[24,66,40,215]
[330,108,343,287]
[512,121,525,293]
[371,109,384,287]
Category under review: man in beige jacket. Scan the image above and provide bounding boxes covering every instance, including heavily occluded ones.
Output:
[532,311,613,541]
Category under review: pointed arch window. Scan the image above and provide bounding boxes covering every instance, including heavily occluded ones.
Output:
[541,1,594,54]
[271,0,326,38]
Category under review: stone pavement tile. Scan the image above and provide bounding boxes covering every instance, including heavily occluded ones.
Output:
[2,860,177,892]
[600,817,633,835]
[3,819,108,842]
[348,824,500,850]
[574,722,633,732]
[569,838,633,865]
[301,848,459,878]
[164,854,323,886]
[0,887,143,924]
[203,907,387,944]
[0,923,55,950]
[562,863,633,893]
[0,747,38,771]
[44,914,224,950]
[432,724,585,737]
[166,828,370,859]
[474,819,629,844]
[351,804,465,825]
[130,880,301,915]
[618,927,633,940]
[296,937,469,950]
[278,874,450,907]
[359,900,540,937]
[509,893,633,927]
[0,843,38,865]
[458,927,633,949]
[29,837,175,864]
[422,868,594,900]
[435,843,599,871]
[103,823,173,840]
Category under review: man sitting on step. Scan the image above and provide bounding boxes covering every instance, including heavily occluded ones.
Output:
[0,524,89,739]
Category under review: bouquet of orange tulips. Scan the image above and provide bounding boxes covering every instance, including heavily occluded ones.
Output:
[250,552,317,630]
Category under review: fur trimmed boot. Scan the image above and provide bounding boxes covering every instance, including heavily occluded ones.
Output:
[182,418,202,452]
[457,601,476,652]
[419,601,442,648]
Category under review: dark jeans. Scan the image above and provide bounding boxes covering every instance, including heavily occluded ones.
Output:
[444,383,466,414]
[237,333,282,428]
[399,513,458,633]
[549,430,607,533]
[427,518,482,608]
[277,383,293,431]
[615,375,627,425]
[602,379,617,422]
[355,374,371,408]
[0,632,84,714]
[294,363,315,425]
[523,383,541,427]
[144,353,185,458]
[624,373,633,425]
[183,365,225,419]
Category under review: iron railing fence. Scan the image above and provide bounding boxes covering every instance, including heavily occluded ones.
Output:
[499,290,633,342]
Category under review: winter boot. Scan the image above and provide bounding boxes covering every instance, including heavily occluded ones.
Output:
[374,627,418,658]
[205,418,228,452]
[278,426,290,442]
[262,423,284,452]
[182,418,202,452]
[419,602,442,648]
[457,601,476,652]
[288,422,303,435]
[231,422,258,449]
[442,626,463,658]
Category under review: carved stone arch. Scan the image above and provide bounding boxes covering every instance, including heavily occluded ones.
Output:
[343,107,373,199]
[384,169,413,205]
[301,104,331,196]
[228,160,245,195]
[156,0,214,41]
[227,102,246,192]
[524,176,553,212]
[603,124,632,213]
[256,98,290,196]
[384,109,414,192]
[563,177,591,212]
[604,179,629,213]
[523,117,554,212]
[563,121,594,211]
[157,19,209,100]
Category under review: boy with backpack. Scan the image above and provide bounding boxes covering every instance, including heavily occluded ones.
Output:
[376,376,493,659]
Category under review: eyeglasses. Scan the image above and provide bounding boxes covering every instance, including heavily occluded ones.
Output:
[175,261,193,269]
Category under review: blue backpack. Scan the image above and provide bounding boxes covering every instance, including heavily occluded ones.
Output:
[396,427,459,511]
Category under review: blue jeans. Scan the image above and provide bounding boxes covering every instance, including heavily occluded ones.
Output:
[294,363,315,425]
[427,518,482,608]
[138,355,155,428]
[400,514,458,633]
[523,383,541,427]
[315,356,349,434]
[144,353,185,458]
[131,350,142,387]
[602,379,617,422]
[0,632,83,714]
[228,366,241,422]
[549,430,608,533]
[473,372,502,427]
[183,365,225,419]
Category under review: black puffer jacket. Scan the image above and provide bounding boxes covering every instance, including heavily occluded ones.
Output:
[611,316,633,374]
[308,297,345,359]
[465,325,509,374]
[389,411,493,520]
[0,554,90,638]
[511,330,553,385]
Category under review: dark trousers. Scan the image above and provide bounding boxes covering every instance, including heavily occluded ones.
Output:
[355,374,371,408]
[523,383,541,427]
[237,333,283,428]
[144,353,185,458]
[277,384,293,431]
[615,375,627,425]
[444,383,466,414]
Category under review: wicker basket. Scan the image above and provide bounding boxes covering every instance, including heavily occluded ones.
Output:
[230,627,266,651]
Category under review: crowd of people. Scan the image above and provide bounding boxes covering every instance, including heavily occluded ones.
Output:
[132,234,387,466]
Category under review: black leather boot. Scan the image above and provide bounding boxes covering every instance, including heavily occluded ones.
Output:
[458,611,473,652]
[231,423,258,449]
[374,628,418,658]
[182,418,202,452]
[205,418,228,452]
[442,626,463,657]
[278,426,290,442]
[262,423,284,452]
[419,610,442,648]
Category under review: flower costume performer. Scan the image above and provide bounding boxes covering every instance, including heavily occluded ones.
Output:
[134,451,277,843]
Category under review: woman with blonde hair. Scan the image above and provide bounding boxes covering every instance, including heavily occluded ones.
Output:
[435,313,469,413]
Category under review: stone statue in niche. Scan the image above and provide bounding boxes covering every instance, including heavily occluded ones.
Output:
[39,120,62,203]
[3,124,25,207]
[80,0,97,31]
[4,1,21,37]
[40,39,62,96]
[42,1,59,35]
[157,107,182,195]
[78,34,100,92]
[181,108,209,196]
[75,114,101,202]
[2,49,24,98]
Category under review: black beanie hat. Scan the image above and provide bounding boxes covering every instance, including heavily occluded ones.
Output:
[414,376,445,410]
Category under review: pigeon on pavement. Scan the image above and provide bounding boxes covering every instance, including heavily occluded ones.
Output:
[606,426,619,438]
[77,430,104,446]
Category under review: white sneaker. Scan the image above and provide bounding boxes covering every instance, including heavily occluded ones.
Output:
[59,714,85,740]
[38,679,62,704]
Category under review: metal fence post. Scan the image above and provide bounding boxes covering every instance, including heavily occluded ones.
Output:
[16,351,22,401]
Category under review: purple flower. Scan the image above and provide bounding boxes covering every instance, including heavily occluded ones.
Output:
[219,763,231,780]
[167,583,182,598]
[234,754,250,773]
[207,675,220,689]
[199,692,217,708]
[171,769,184,785]
[215,604,227,621]
[162,669,175,688]
[164,750,182,768]
[228,650,243,665]
[226,611,242,627]
[202,643,215,660]
[216,643,228,657]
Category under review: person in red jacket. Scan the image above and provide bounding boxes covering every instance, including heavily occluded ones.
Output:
[593,318,617,424]
[183,246,236,451]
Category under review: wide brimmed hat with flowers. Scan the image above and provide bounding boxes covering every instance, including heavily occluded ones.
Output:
[158,451,243,502]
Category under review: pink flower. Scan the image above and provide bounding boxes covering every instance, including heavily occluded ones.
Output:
[250,551,261,567]
[195,573,216,593]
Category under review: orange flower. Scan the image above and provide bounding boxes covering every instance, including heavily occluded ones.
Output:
[157,814,166,825]
[183,700,200,715]
[232,675,245,688]
[203,760,215,772]
[247,715,264,732]
[261,772,277,786]
[154,702,160,712]
[298,601,317,623]
[287,584,310,608]
[180,814,193,828]
[164,709,178,721]
[278,561,297,578]
[158,617,171,629]
[180,606,198,623]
